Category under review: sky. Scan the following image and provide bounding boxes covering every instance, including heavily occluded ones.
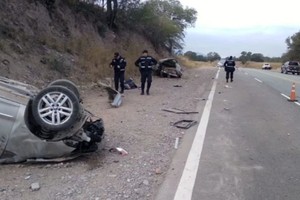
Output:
[179,0,300,57]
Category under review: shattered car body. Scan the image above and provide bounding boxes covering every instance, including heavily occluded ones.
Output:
[154,58,183,78]
[0,77,104,164]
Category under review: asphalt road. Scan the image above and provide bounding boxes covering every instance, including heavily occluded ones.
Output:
[156,67,300,200]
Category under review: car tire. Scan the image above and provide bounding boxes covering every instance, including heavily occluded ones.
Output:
[48,79,81,101]
[31,85,81,132]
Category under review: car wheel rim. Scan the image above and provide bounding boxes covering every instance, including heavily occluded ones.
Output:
[37,91,73,126]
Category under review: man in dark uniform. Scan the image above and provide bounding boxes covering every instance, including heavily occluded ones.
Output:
[135,50,157,95]
[223,56,236,83]
[110,52,127,94]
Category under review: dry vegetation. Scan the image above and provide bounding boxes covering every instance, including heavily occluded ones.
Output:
[177,56,217,68]
[177,56,282,70]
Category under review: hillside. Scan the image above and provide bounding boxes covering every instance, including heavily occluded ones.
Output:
[0,0,166,87]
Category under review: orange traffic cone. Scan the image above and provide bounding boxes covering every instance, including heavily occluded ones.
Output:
[289,82,297,102]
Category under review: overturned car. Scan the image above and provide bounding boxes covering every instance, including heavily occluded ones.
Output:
[0,77,104,164]
[153,58,183,78]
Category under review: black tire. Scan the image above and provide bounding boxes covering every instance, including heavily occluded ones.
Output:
[48,79,80,101]
[31,85,81,132]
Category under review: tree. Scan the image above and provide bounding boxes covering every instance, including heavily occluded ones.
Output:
[250,53,264,62]
[207,52,220,62]
[285,31,300,60]
[106,0,118,28]
[184,51,198,60]
[238,51,252,64]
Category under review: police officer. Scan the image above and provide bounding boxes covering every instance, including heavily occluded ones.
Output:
[110,52,127,94]
[223,56,236,82]
[135,50,157,95]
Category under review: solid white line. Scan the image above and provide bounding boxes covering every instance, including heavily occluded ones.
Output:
[173,69,219,200]
[281,93,290,100]
[254,78,263,83]
[215,68,220,79]
[295,102,300,106]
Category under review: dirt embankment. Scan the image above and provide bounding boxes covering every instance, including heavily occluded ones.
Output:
[0,67,217,200]
[0,0,166,88]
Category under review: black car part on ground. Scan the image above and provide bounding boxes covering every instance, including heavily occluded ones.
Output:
[171,120,198,129]
[71,119,105,153]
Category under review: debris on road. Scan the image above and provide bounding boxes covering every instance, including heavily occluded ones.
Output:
[124,78,138,90]
[173,85,182,87]
[162,108,199,114]
[109,147,128,156]
[155,168,162,175]
[171,120,197,129]
[30,182,40,191]
[98,81,122,108]
[142,180,149,186]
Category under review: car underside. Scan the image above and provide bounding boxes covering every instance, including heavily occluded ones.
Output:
[0,77,104,164]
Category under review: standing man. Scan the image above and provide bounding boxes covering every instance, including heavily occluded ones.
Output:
[110,52,127,94]
[135,50,157,95]
[223,56,236,82]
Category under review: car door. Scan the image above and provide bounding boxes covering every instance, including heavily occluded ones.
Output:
[0,96,20,157]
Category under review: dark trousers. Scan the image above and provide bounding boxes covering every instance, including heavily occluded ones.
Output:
[140,70,152,92]
[114,71,125,92]
[225,67,235,81]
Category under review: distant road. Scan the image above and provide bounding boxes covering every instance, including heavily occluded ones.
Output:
[156,67,300,200]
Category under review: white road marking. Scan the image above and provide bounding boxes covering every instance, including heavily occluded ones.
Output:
[281,93,300,105]
[281,93,290,100]
[254,78,263,83]
[215,69,220,79]
[173,68,220,200]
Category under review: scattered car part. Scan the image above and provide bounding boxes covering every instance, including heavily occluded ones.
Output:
[124,78,138,90]
[162,108,199,114]
[171,120,197,129]
[97,82,122,108]
[109,147,128,156]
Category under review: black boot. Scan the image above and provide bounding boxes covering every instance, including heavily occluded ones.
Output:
[141,90,144,95]
[146,89,150,95]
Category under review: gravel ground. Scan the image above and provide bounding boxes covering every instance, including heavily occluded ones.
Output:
[0,67,217,200]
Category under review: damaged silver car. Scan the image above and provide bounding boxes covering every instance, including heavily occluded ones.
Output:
[0,77,104,164]
[154,58,183,78]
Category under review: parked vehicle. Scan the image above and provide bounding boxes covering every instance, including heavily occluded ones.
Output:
[262,63,272,70]
[153,58,183,78]
[281,61,300,75]
[217,58,226,67]
[0,77,104,164]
